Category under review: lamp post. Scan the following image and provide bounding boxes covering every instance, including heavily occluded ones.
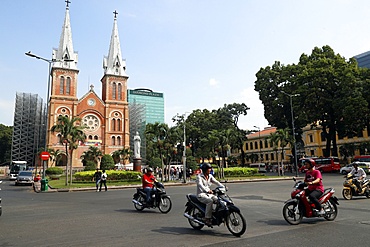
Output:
[253,126,261,163]
[25,51,73,179]
[182,112,189,183]
[281,91,300,176]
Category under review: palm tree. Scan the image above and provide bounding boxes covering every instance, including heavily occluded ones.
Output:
[81,146,103,169]
[49,149,65,167]
[51,116,86,186]
[112,148,132,167]
[267,129,291,176]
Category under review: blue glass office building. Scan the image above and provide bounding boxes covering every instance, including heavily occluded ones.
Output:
[354,51,370,69]
[127,88,165,124]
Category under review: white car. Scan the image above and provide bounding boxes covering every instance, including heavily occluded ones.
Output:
[15,171,33,186]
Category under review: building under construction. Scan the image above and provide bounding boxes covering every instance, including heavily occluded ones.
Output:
[11,92,46,166]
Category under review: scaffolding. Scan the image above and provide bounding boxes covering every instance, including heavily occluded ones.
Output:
[11,92,46,166]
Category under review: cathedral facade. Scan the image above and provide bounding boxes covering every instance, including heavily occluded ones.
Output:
[47,5,129,168]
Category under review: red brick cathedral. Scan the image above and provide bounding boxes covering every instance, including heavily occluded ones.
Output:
[47,4,129,168]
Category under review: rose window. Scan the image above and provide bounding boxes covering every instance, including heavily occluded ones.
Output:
[82,115,100,131]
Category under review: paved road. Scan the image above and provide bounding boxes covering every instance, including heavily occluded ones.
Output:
[0,173,369,247]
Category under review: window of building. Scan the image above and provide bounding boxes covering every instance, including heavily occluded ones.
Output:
[309,134,313,143]
[254,141,258,149]
[94,135,99,140]
[88,135,93,140]
[245,143,249,150]
[112,83,116,99]
[66,77,71,95]
[111,119,116,131]
[271,153,274,161]
[57,134,62,144]
[117,119,121,131]
[118,83,122,100]
[264,140,268,148]
[112,136,116,145]
[250,142,253,150]
[321,131,326,141]
[310,150,315,156]
[60,76,65,94]
[260,140,263,149]
[265,154,269,161]
[117,136,121,146]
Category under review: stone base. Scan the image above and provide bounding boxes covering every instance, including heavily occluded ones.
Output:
[133,158,142,172]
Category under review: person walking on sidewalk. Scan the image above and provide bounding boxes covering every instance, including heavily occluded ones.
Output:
[99,169,108,191]
[93,168,102,192]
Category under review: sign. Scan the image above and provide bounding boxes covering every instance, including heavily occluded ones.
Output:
[40,151,50,161]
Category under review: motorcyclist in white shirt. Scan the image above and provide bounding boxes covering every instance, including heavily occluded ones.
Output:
[349,162,367,192]
[196,163,225,226]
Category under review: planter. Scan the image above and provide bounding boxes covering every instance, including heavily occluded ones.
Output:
[49,174,62,180]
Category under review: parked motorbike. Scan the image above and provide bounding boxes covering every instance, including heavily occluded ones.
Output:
[342,173,370,200]
[283,178,339,225]
[132,181,172,213]
[183,186,246,237]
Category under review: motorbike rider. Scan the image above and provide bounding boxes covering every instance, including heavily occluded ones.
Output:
[142,167,157,205]
[196,163,225,226]
[349,162,366,192]
[304,159,325,215]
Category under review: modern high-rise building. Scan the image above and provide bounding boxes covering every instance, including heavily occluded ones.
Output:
[127,88,165,163]
[354,50,370,68]
[128,88,165,125]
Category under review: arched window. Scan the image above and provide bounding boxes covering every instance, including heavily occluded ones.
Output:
[66,77,71,95]
[112,83,116,99]
[118,83,122,100]
[88,135,93,140]
[111,119,116,131]
[245,143,249,150]
[117,119,121,131]
[112,136,116,145]
[254,141,258,149]
[57,134,62,144]
[60,76,65,94]
[250,142,253,150]
[94,135,98,140]
[117,136,121,146]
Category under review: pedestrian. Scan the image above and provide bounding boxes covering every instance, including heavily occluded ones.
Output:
[99,169,107,191]
[93,168,102,192]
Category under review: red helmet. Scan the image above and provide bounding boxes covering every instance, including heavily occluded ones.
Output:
[305,158,316,167]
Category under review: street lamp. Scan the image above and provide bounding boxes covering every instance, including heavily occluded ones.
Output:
[253,126,261,163]
[182,112,190,183]
[25,51,73,179]
[281,91,300,176]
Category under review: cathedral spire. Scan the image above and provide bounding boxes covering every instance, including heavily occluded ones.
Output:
[103,10,127,77]
[52,0,78,70]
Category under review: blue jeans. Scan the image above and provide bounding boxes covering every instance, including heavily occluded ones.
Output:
[143,187,156,203]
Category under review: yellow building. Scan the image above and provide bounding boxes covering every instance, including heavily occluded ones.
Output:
[243,125,370,166]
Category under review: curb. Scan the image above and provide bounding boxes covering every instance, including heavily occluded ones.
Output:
[43,176,296,193]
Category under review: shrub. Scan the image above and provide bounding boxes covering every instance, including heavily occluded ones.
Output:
[74,170,141,182]
[84,160,96,171]
[45,167,64,175]
[101,154,115,170]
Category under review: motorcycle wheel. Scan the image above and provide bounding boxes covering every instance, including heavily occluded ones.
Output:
[158,196,172,214]
[226,211,247,237]
[282,201,303,225]
[134,194,145,211]
[342,188,352,200]
[323,198,338,221]
[187,207,204,230]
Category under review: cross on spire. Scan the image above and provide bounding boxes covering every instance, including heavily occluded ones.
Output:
[65,0,71,8]
[113,10,118,19]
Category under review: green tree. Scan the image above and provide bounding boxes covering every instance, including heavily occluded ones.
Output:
[100,154,115,170]
[0,124,12,165]
[255,45,369,157]
[80,146,103,169]
[112,148,132,165]
[51,116,86,186]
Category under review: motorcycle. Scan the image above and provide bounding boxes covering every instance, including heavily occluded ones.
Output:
[183,186,247,237]
[283,178,339,225]
[342,173,370,200]
[132,181,172,214]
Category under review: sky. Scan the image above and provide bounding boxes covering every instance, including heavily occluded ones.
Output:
[1,0,370,131]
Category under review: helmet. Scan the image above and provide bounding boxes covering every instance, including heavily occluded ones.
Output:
[201,163,212,173]
[353,162,359,167]
[147,167,154,173]
[305,158,316,167]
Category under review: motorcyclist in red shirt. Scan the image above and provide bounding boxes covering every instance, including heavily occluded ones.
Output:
[304,159,325,215]
[142,167,156,204]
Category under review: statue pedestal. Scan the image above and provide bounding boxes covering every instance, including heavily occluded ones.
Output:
[133,158,142,172]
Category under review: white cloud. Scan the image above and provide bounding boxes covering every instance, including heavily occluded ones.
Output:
[209,78,220,87]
